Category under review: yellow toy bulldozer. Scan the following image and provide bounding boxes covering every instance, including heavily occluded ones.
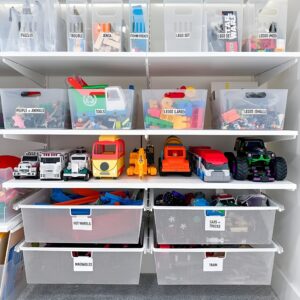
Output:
[127,147,157,179]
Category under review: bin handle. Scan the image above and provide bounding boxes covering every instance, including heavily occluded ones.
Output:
[20,91,41,97]
[205,252,226,259]
[14,240,25,253]
[272,241,284,254]
[71,251,92,258]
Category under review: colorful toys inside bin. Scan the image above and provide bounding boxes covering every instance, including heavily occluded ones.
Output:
[143,87,207,129]
[68,76,134,130]
[159,136,192,177]
[189,147,230,182]
[92,136,125,179]
[127,143,157,179]
[14,151,41,179]
[50,189,143,206]
[225,138,287,182]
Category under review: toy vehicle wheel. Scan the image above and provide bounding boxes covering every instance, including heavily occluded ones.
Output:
[271,157,287,181]
[234,157,249,180]
[63,176,68,181]
[158,158,167,177]
[14,176,20,180]
[84,173,90,181]
[182,171,192,177]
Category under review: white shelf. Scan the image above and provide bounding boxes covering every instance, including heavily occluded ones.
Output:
[0,129,297,142]
[3,176,297,191]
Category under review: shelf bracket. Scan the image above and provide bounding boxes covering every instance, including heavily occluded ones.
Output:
[255,58,298,86]
[2,58,46,88]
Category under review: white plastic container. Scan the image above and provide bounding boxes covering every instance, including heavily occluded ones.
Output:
[203,0,243,52]
[164,0,203,52]
[151,190,283,245]
[21,230,146,284]
[142,89,207,129]
[92,0,124,52]
[153,236,282,285]
[69,87,135,130]
[129,0,150,52]
[19,189,145,244]
[66,0,89,52]
[243,0,288,52]
[213,89,288,130]
[1,89,69,129]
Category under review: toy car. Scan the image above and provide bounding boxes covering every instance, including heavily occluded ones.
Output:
[63,148,91,181]
[127,145,157,179]
[225,138,287,182]
[189,147,230,182]
[159,136,192,177]
[13,151,40,179]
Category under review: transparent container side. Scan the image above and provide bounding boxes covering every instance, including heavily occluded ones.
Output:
[215,89,288,130]
[154,250,275,285]
[1,89,69,129]
[69,88,135,130]
[129,0,150,52]
[243,0,288,52]
[92,0,124,52]
[66,0,89,52]
[164,0,203,52]
[203,0,243,52]
[142,89,207,129]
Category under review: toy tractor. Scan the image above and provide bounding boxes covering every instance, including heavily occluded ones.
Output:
[127,146,157,179]
[159,136,192,177]
[225,138,287,182]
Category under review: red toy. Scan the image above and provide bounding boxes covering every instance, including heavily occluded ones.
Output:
[0,156,21,169]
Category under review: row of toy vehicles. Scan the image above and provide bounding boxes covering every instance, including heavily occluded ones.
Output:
[13,135,288,182]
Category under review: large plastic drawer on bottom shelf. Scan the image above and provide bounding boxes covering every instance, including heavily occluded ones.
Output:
[151,190,283,244]
[21,233,146,285]
[18,189,146,244]
[153,239,282,285]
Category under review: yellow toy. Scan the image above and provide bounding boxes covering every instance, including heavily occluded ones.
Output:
[127,148,157,179]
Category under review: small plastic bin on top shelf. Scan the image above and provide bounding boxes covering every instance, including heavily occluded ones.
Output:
[164,0,203,52]
[142,88,207,129]
[203,0,243,52]
[211,89,288,130]
[129,0,150,52]
[91,0,124,52]
[243,0,288,52]
[1,89,69,129]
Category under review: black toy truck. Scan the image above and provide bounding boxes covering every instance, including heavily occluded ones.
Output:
[225,138,287,182]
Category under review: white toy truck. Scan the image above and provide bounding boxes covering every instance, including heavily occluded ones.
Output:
[14,151,40,179]
[63,148,91,181]
[40,150,73,180]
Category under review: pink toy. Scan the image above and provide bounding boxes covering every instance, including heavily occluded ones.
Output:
[12,114,25,129]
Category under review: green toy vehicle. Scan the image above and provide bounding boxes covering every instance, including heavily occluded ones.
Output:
[225,138,287,182]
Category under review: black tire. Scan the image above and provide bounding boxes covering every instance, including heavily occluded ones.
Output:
[158,158,167,177]
[14,176,20,180]
[224,152,236,175]
[234,157,249,180]
[272,157,287,181]
[182,170,192,177]
[63,176,68,181]
[84,173,90,181]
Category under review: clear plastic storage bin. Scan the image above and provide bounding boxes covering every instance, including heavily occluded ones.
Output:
[164,0,203,52]
[243,0,288,52]
[151,190,283,245]
[19,189,145,244]
[129,0,150,52]
[92,0,124,52]
[69,87,135,129]
[212,89,288,130]
[153,238,282,285]
[1,89,69,129]
[203,0,243,52]
[21,230,146,284]
[66,0,89,52]
[142,89,207,129]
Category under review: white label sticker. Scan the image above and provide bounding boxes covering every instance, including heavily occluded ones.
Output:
[163,108,186,116]
[258,33,278,39]
[130,33,149,39]
[15,108,45,114]
[69,32,85,39]
[203,257,224,272]
[73,256,93,272]
[95,109,106,115]
[72,216,92,231]
[205,216,225,231]
[19,32,34,39]
[175,32,191,39]
[242,109,267,115]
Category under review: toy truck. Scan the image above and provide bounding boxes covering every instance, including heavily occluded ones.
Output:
[40,150,73,180]
[127,146,157,179]
[13,151,40,179]
[225,138,287,182]
[189,147,231,182]
[159,136,192,176]
[63,148,91,181]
